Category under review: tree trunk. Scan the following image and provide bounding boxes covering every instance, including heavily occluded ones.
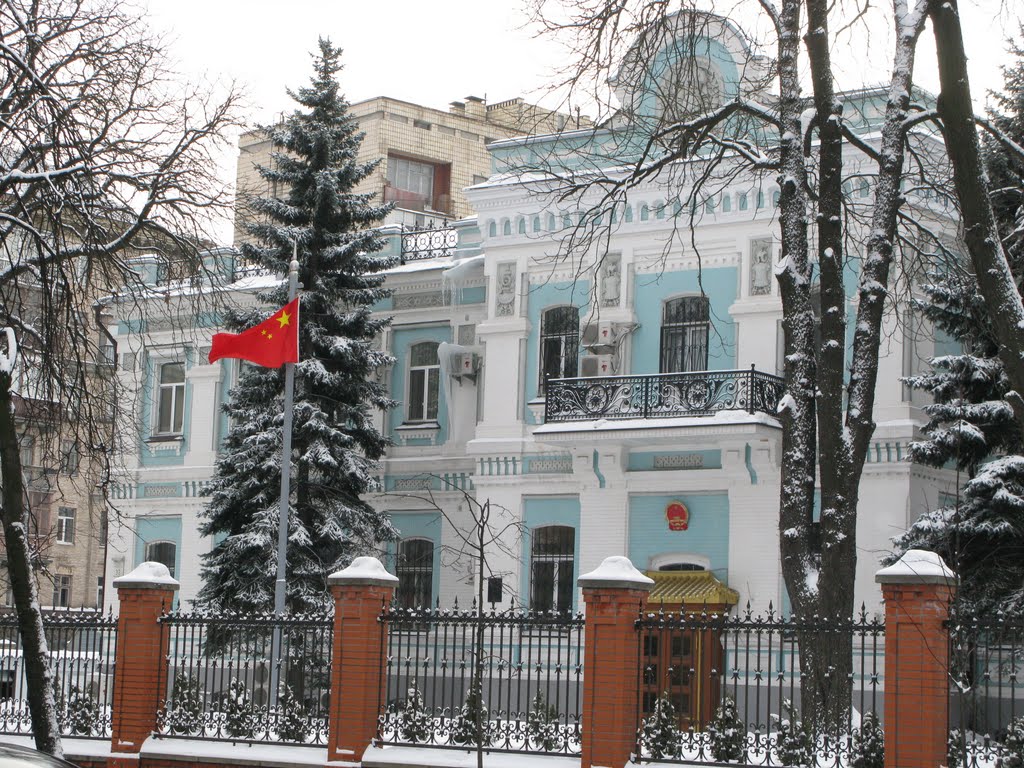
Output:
[929,0,1024,435]
[0,376,63,757]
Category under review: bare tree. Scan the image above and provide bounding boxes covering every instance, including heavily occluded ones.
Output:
[522,0,944,724]
[387,480,526,768]
[0,0,242,754]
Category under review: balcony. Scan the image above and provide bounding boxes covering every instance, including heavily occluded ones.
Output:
[400,223,457,262]
[543,367,785,424]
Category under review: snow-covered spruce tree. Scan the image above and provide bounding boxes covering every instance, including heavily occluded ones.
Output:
[997,713,1024,768]
[640,693,680,760]
[397,683,430,744]
[450,677,489,746]
[709,696,745,762]
[850,712,884,768]
[772,700,812,768]
[197,38,396,615]
[65,686,97,737]
[166,674,204,736]
[527,691,563,751]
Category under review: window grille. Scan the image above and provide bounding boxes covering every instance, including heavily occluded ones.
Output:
[395,539,433,608]
[539,307,580,392]
[660,297,710,373]
[530,526,575,613]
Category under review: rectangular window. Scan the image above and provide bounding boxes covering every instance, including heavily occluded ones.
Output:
[395,539,433,608]
[52,575,71,608]
[157,362,185,434]
[386,156,435,208]
[96,577,104,608]
[660,297,710,373]
[60,440,79,475]
[530,526,575,613]
[539,307,580,392]
[407,342,440,422]
[57,507,75,545]
[19,437,33,467]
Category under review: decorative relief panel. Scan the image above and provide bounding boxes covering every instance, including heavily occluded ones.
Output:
[458,324,476,346]
[653,454,705,470]
[495,263,516,316]
[528,457,574,474]
[393,477,431,491]
[750,238,773,296]
[599,254,622,307]
[394,291,444,310]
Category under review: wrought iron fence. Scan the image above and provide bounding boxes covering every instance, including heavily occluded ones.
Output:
[544,367,785,423]
[634,605,884,766]
[948,613,1024,768]
[401,223,457,262]
[156,611,332,745]
[0,611,118,739]
[378,604,585,755]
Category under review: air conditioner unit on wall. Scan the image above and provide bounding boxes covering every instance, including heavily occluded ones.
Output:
[580,354,615,377]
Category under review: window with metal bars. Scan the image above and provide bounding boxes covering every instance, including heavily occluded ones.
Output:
[539,307,580,392]
[529,526,575,613]
[659,296,710,373]
[395,538,433,608]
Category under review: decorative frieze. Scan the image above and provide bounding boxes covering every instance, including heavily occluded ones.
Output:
[653,454,705,470]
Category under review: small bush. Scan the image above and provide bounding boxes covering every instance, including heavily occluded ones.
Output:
[640,692,680,759]
[772,699,812,768]
[450,677,489,746]
[527,691,563,751]
[998,714,1024,768]
[709,696,745,762]
[851,712,884,768]
[166,675,204,736]
[66,686,97,736]
[223,678,253,738]
[398,683,431,744]
[276,686,308,742]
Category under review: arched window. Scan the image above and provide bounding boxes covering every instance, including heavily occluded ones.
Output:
[517,217,527,234]
[530,526,575,613]
[488,220,497,238]
[772,190,781,208]
[624,205,633,223]
[502,219,512,236]
[407,342,440,423]
[660,296,710,373]
[539,307,580,392]
[738,193,749,211]
[547,213,556,230]
[533,216,542,232]
[145,541,177,578]
[395,538,434,608]
[640,204,650,221]
[722,195,732,213]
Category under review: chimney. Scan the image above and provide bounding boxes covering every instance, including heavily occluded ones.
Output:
[449,100,466,115]
[464,95,485,120]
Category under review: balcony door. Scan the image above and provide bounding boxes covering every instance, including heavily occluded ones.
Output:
[659,296,709,373]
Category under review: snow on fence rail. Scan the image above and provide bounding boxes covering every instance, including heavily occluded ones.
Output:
[155,611,332,746]
[949,613,1024,768]
[377,604,586,755]
[634,605,885,766]
[0,611,118,739]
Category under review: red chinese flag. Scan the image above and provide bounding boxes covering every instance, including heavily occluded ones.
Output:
[208,298,300,368]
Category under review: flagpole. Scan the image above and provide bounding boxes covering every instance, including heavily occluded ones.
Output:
[270,247,299,706]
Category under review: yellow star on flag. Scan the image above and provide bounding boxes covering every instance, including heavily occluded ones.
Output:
[277,309,291,329]
[261,329,267,336]
[267,333,273,340]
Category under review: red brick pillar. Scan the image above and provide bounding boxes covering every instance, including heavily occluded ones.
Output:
[876,549,957,768]
[579,556,654,768]
[327,556,397,764]
[109,562,179,766]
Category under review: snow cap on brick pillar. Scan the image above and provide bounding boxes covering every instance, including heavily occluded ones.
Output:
[579,556,653,768]
[327,556,397,763]
[876,549,956,768]
[111,562,179,756]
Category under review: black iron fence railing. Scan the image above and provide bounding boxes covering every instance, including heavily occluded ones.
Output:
[948,613,1024,768]
[0,611,118,739]
[544,367,785,423]
[156,612,332,746]
[400,224,457,262]
[378,604,585,755]
[634,606,885,766]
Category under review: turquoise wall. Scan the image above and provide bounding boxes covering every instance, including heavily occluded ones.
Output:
[628,493,729,583]
[388,325,452,444]
[521,496,582,611]
[134,516,183,579]
[388,511,443,606]
[632,267,738,373]
[138,348,194,467]
[627,450,722,471]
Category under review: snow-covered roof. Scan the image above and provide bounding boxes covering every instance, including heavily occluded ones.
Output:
[875,549,956,586]
[534,409,782,436]
[578,556,655,590]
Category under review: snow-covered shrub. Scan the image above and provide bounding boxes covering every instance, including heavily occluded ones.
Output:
[65,685,97,736]
[450,677,489,746]
[527,691,563,751]
[223,678,253,738]
[772,700,812,767]
[276,686,308,743]
[709,696,745,762]
[850,711,884,768]
[166,674,204,736]
[949,729,968,768]
[997,714,1024,768]
[640,692,680,759]
[397,683,430,744]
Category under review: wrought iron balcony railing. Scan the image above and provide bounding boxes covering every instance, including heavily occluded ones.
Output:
[400,223,457,262]
[543,366,785,423]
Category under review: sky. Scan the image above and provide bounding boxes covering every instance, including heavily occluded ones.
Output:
[144,0,1020,238]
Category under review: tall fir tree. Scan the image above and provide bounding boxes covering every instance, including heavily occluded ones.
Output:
[893,31,1024,616]
[197,39,396,615]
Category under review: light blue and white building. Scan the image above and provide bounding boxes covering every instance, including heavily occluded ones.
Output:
[103,13,957,621]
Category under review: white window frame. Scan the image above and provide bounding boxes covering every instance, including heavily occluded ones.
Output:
[386,156,435,206]
[155,361,186,435]
[529,525,576,614]
[52,575,71,608]
[407,342,440,423]
[56,507,75,545]
[145,540,177,579]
